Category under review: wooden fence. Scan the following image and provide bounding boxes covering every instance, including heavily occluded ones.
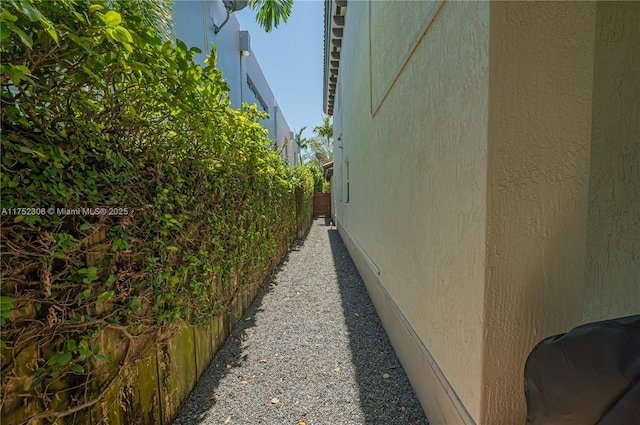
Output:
[313,193,331,216]
[2,216,312,425]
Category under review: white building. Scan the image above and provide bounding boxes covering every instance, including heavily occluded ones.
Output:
[173,0,299,165]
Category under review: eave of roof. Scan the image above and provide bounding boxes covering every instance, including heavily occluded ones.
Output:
[322,0,347,116]
[322,161,334,181]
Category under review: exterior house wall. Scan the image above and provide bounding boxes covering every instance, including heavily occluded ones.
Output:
[483,2,597,423]
[173,0,297,165]
[584,1,640,322]
[335,1,489,421]
[326,1,640,424]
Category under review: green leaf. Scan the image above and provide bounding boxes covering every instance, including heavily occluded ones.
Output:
[113,26,133,43]
[12,64,30,74]
[70,364,84,373]
[72,11,86,23]
[0,296,15,310]
[176,38,187,53]
[96,290,115,305]
[0,10,18,22]
[47,352,72,366]
[16,1,42,22]
[32,149,47,160]
[0,25,9,41]
[87,267,98,277]
[101,10,122,27]
[31,369,49,387]
[78,347,92,356]
[95,354,109,363]
[6,64,32,85]
[6,22,33,48]
[41,18,58,43]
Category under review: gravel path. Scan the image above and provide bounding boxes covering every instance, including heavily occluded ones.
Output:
[173,218,428,425]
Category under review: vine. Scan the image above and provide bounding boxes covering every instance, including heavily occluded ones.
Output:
[0,0,314,422]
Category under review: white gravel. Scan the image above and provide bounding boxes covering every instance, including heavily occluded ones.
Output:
[172,218,428,425]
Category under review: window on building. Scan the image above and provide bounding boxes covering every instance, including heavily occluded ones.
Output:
[246,74,269,113]
[345,157,350,203]
[339,165,343,202]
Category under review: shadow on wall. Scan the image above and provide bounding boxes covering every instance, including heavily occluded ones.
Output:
[326,228,428,425]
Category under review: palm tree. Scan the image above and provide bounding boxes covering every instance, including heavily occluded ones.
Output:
[293,126,308,150]
[249,0,294,32]
[313,115,333,154]
[110,0,174,40]
[114,0,293,39]
[292,127,308,164]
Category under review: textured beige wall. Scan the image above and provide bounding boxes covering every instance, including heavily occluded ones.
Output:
[332,1,639,424]
[483,2,597,423]
[584,1,640,322]
[370,1,439,109]
[336,1,490,421]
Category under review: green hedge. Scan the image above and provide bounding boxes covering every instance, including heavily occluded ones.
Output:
[0,0,313,420]
[293,165,315,235]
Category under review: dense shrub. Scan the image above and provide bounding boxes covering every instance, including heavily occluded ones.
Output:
[292,164,314,235]
[0,0,313,420]
[309,163,330,193]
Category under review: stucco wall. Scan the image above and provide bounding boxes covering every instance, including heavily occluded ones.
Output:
[483,2,597,423]
[584,1,640,322]
[335,1,489,421]
[331,1,639,424]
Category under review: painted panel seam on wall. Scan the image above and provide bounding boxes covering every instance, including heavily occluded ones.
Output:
[370,0,444,117]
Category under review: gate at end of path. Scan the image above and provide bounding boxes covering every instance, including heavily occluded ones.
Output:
[313,192,331,216]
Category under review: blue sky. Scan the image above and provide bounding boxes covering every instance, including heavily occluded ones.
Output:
[235,1,325,140]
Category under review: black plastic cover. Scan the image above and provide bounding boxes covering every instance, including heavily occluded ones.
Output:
[524,314,640,425]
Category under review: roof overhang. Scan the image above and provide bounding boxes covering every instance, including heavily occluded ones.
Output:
[322,161,334,181]
[323,0,347,116]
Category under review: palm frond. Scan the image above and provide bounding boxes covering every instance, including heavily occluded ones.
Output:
[249,0,293,32]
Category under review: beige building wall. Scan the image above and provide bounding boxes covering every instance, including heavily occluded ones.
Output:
[584,1,640,323]
[336,1,489,422]
[483,2,597,423]
[482,3,640,422]
[329,1,639,424]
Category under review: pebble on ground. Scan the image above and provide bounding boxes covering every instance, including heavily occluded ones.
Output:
[172,218,429,425]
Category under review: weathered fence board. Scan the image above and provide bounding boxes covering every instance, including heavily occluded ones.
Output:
[2,212,312,425]
[313,193,331,216]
